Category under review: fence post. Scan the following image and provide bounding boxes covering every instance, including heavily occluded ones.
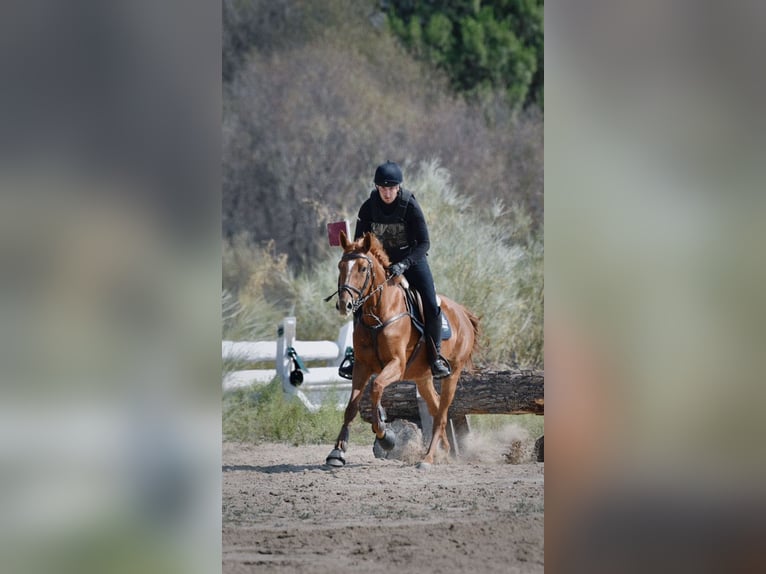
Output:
[277,317,296,395]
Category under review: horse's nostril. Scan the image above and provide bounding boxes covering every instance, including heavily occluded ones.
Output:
[335,301,340,310]
[346,301,353,311]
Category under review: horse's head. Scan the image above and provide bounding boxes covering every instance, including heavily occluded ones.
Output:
[336,231,389,316]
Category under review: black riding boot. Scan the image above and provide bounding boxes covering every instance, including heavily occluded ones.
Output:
[426,310,451,379]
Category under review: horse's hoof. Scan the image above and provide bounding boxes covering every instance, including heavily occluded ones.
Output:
[416,461,432,471]
[325,449,346,467]
[372,439,388,459]
[377,429,396,451]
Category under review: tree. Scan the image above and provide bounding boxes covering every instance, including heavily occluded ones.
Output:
[386,0,543,109]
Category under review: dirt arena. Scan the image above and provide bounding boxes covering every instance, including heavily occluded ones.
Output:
[222,427,544,573]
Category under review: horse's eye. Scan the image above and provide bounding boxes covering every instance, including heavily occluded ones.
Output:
[359,265,367,272]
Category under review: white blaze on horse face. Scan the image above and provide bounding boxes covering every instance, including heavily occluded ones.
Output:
[344,259,356,283]
[337,258,360,316]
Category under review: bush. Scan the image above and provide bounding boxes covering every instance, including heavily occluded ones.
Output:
[407,160,543,367]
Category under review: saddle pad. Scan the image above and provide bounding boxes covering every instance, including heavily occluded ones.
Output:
[402,286,452,340]
[440,311,452,340]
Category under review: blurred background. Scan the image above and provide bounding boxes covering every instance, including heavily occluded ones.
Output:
[0,1,221,573]
[546,1,766,572]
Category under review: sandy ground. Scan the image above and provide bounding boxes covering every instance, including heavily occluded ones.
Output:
[222,426,544,573]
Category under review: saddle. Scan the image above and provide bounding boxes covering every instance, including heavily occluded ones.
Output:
[399,281,452,341]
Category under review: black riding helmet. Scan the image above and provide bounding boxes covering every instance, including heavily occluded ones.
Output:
[374,161,403,187]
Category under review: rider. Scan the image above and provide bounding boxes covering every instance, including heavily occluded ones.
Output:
[338,161,451,380]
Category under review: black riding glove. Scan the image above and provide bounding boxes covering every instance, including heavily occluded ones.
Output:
[388,261,408,277]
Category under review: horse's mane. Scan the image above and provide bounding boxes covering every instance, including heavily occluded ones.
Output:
[367,234,391,268]
[352,232,391,269]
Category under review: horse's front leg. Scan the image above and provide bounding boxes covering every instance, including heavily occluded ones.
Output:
[326,365,371,467]
[370,358,404,452]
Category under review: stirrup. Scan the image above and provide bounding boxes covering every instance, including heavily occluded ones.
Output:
[338,347,354,380]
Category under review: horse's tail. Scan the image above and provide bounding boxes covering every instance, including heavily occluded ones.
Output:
[464,308,482,372]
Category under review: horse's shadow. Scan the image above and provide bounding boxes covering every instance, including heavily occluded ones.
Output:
[223,463,345,474]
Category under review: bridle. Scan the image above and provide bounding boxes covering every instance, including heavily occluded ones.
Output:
[339,252,384,313]
[324,251,389,313]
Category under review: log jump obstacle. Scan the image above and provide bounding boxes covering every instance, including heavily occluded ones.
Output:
[222,316,354,412]
[359,369,544,457]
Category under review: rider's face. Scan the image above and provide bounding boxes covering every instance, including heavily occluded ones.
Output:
[376,184,399,204]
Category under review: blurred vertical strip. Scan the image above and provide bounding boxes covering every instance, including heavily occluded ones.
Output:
[547,0,766,572]
[0,1,221,573]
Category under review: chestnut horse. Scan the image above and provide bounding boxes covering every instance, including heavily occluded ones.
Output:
[325,231,480,469]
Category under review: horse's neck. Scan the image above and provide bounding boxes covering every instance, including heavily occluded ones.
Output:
[364,261,403,316]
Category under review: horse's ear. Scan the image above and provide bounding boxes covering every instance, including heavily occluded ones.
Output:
[362,232,372,253]
[339,230,350,249]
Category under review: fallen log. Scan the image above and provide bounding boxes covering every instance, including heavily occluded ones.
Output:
[359,369,544,424]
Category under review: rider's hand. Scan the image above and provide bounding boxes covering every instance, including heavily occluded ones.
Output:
[389,262,407,277]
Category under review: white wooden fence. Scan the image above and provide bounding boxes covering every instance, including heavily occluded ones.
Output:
[222,317,353,412]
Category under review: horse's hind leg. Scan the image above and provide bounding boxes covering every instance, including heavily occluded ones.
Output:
[415,377,440,418]
[420,370,460,467]
[414,376,440,446]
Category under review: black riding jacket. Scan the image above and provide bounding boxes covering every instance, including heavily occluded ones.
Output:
[353,188,430,268]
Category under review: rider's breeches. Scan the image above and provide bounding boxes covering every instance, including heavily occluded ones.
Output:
[403,259,442,351]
